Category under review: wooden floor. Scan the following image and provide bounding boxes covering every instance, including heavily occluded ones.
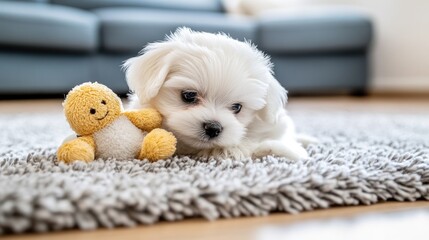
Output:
[1,95,429,114]
[1,96,429,240]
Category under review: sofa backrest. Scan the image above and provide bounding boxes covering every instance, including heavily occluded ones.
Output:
[0,0,47,3]
[50,0,224,12]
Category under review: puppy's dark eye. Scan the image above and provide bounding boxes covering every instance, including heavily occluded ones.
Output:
[231,103,242,114]
[181,90,198,104]
[101,100,106,105]
[90,108,96,114]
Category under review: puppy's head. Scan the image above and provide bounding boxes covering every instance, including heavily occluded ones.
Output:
[124,28,286,149]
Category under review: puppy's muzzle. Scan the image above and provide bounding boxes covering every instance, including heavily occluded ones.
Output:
[203,121,223,139]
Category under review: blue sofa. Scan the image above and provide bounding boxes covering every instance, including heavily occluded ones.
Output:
[0,0,373,96]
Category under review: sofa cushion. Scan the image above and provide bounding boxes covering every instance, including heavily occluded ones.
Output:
[95,8,256,52]
[0,1,98,52]
[51,0,223,12]
[258,8,372,53]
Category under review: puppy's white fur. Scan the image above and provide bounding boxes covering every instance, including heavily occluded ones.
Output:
[124,28,308,160]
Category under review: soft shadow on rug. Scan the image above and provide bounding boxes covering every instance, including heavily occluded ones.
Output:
[0,112,428,233]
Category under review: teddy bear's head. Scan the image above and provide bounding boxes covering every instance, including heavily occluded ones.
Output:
[63,82,123,135]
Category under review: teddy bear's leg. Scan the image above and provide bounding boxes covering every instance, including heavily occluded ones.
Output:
[138,128,177,161]
[57,137,95,163]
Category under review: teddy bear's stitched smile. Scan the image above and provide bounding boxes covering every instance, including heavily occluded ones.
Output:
[96,111,109,120]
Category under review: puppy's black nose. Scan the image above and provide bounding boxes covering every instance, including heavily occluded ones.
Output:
[203,121,223,139]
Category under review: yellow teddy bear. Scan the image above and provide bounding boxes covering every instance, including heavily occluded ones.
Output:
[57,82,177,163]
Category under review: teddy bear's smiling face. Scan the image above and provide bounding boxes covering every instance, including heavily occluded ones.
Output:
[64,82,123,136]
[89,99,110,121]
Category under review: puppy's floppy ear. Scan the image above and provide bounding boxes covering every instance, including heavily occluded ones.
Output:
[123,42,174,105]
[259,74,288,123]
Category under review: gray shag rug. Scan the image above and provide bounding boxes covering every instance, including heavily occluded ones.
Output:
[1,111,429,234]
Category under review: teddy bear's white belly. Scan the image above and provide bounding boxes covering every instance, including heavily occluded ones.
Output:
[93,115,146,159]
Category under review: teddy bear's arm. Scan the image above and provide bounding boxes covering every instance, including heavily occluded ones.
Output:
[57,135,96,163]
[79,135,96,148]
[123,108,163,132]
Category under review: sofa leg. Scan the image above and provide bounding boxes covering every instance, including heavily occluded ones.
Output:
[350,88,368,97]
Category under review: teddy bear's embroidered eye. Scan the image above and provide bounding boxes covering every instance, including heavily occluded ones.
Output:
[90,108,96,114]
[101,100,106,105]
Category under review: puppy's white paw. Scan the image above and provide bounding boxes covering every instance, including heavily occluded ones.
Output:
[253,140,309,160]
[296,134,319,147]
[196,146,250,160]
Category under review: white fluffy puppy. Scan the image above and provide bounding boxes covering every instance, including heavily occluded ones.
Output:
[124,27,309,160]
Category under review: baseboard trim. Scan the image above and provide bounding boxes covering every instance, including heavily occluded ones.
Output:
[369,90,429,98]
